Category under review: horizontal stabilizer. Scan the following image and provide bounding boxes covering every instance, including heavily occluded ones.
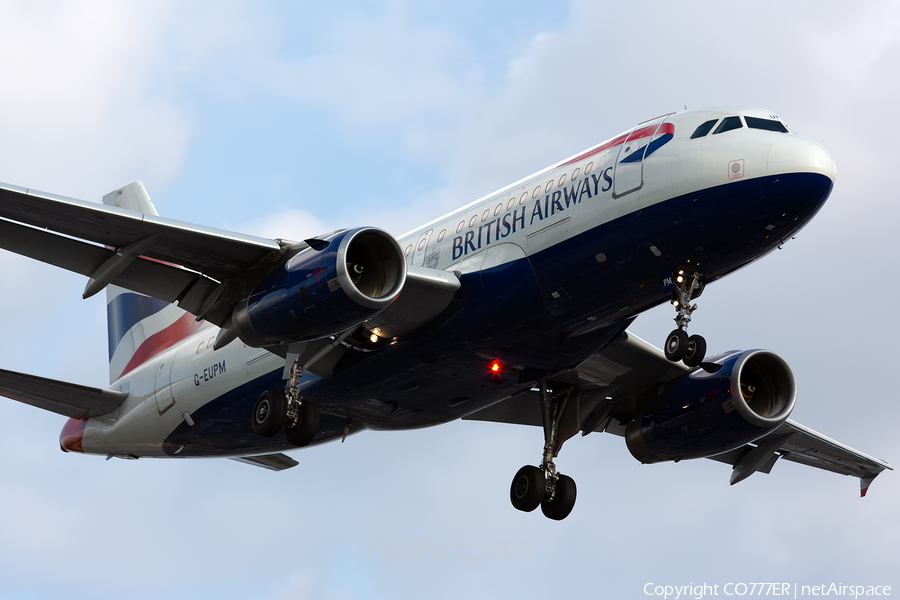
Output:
[0,368,128,419]
[230,453,299,471]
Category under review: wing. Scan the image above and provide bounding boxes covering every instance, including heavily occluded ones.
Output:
[708,420,892,496]
[464,331,892,495]
[0,368,128,419]
[0,181,288,327]
[0,182,460,335]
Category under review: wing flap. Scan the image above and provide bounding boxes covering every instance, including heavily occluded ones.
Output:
[0,368,128,419]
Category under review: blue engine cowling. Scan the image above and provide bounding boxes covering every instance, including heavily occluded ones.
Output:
[232,227,406,346]
[625,350,796,463]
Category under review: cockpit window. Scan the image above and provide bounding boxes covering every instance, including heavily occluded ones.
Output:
[713,116,743,135]
[690,119,718,139]
[745,116,789,133]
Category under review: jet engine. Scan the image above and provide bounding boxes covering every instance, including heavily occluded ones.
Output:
[232,227,406,347]
[625,350,796,463]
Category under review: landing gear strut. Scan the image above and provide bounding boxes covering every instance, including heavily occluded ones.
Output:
[509,382,578,521]
[249,358,320,447]
[665,270,707,367]
[283,358,319,447]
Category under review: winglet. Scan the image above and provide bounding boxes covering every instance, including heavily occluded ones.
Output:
[860,474,877,498]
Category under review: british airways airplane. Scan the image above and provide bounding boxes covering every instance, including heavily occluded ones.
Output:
[0,106,890,520]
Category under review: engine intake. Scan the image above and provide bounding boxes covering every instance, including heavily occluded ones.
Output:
[625,350,796,464]
[233,227,406,346]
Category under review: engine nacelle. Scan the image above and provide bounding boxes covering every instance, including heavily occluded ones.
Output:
[232,227,406,346]
[625,350,796,463]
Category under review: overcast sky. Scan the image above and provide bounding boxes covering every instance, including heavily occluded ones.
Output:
[1,1,898,599]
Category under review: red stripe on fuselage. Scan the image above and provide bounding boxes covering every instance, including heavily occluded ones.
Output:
[561,122,675,166]
[117,312,202,379]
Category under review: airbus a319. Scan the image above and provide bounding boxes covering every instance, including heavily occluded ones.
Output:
[0,106,889,521]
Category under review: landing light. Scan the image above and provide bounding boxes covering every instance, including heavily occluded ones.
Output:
[369,333,379,343]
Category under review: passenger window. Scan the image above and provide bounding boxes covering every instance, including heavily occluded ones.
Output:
[713,116,743,135]
[481,209,490,222]
[571,167,580,180]
[437,229,446,242]
[544,180,553,193]
[418,238,427,251]
[469,215,478,227]
[405,245,413,256]
[532,186,541,199]
[691,119,718,139]
[585,162,594,175]
[558,173,567,187]
[197,342,204,354]
[519,191,528,205]
[745,116,789,133]
[456,221,465,233]
[507,197,515,210]
[494,203,503,216]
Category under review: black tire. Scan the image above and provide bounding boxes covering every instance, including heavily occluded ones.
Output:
[510,465,545,512]
[541,474,577,521]
[683,334,707,367]
[285,401,320,447]
[252,390,286,437]
[664,329,689,362]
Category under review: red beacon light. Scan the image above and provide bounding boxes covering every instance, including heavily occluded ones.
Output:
[490,361,501,373]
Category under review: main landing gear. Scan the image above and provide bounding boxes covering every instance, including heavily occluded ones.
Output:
[664,270,707,368]
[251,359,320,447]
[510,382,578,521]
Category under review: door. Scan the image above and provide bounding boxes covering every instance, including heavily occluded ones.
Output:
[612,117,670,198]
[154,351,175,414]
[413,229,433,266]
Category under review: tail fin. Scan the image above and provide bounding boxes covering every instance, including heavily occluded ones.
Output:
[102,182,202,383]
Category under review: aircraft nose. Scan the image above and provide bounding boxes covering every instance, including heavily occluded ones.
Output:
[767,136,836,183]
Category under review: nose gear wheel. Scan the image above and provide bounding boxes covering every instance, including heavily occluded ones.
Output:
[665,270,707,366]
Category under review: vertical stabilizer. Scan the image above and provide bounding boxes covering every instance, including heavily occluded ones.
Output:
[102,182,201,383]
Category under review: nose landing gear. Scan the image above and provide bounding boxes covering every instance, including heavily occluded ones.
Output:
[664,270,707,367]
[509,382,578,521]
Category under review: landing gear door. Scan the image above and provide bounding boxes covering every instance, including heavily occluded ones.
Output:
[613,117,670,199]
[413,229,434,267]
